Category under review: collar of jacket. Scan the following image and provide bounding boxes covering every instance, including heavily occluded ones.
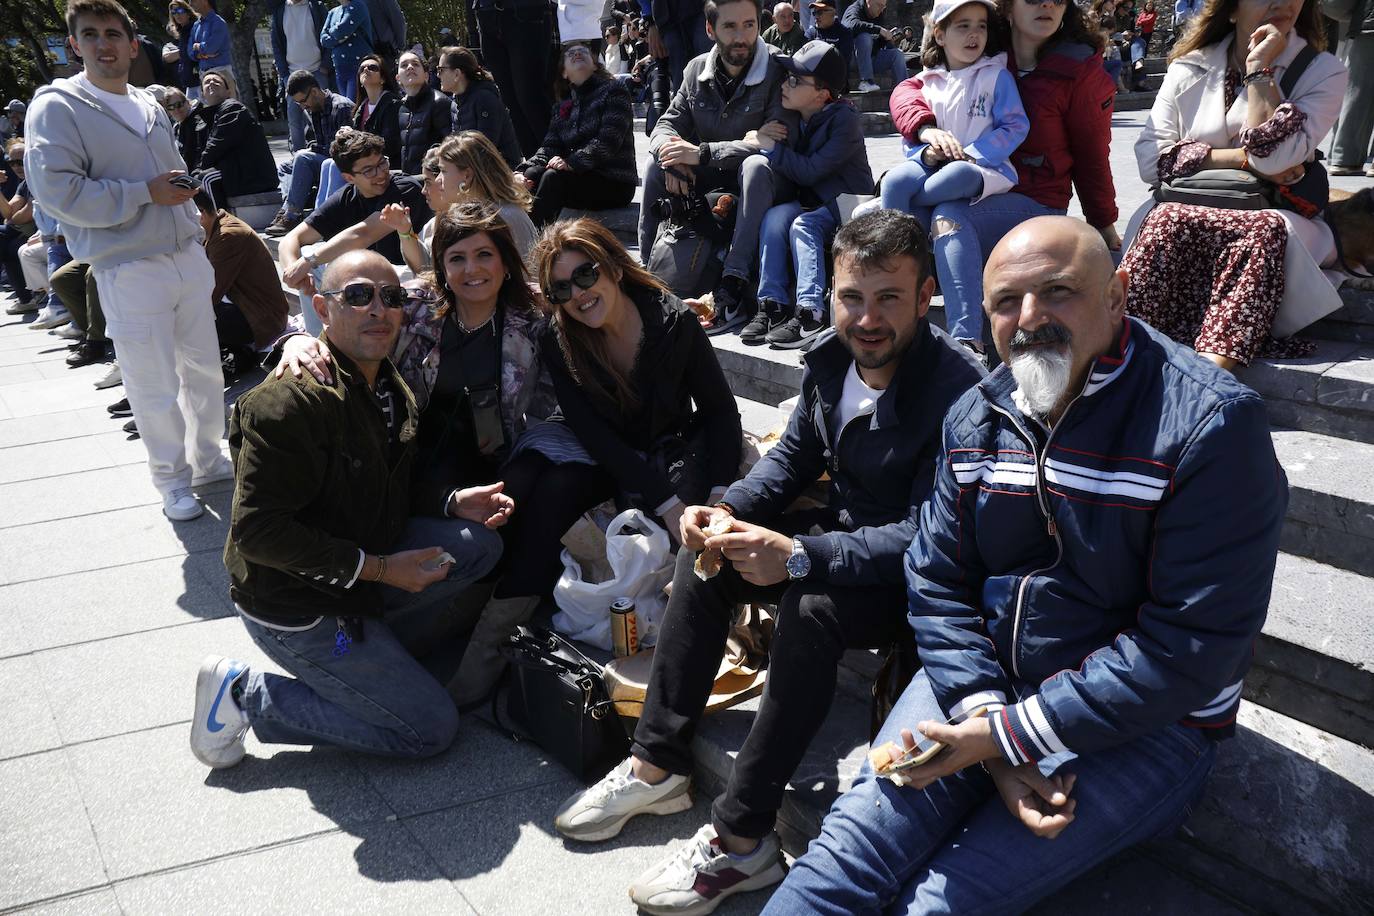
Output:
[803,316,945,429]
[1018,40,1099,80]
[697,37,772,87]
[918,50,1008,86]
[977,316,1136,418]
[1170,31,1309,88]
[321,329,420,442]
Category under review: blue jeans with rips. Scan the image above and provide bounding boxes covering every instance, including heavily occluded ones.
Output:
[756,201,839,318]
[237,515,503,757]
[762,670,1217,915]
[930,192,1064,344]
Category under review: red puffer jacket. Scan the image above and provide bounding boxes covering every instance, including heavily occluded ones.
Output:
[888,41,1118,228]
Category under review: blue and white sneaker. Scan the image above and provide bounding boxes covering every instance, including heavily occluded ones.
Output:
[190,655,251,768]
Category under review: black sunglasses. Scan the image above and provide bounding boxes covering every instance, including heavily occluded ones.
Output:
[360,62,381,72]
[6,157,23,166]
[320,282,409,309]
[1020,0,1068,5]
[545,261,600,305]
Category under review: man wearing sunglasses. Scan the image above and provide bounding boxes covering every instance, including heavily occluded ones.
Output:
[278,129,430,330]
[197,249,507,770]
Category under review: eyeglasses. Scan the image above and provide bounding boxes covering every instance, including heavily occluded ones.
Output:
[563,46,593,61]
[320,282,409,309]
[349,155,390,179]
[545,261,600,305]
[359,63,381,73]
[784,74,817,89]
[165,99,186,111]
[6,157,24,166]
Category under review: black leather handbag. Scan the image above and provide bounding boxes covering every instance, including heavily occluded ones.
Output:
[498,626,630,783]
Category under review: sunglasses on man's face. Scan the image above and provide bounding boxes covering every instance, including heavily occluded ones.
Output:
[320,282,409,309]
[546,261,600,305]
[6,158,24,166]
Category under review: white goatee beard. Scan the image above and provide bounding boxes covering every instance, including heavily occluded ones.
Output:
[1009,347,1074,420]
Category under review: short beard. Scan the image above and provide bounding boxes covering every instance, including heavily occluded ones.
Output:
[1007,325,1074,419]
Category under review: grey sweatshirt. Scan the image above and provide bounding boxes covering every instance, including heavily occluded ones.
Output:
[24,75,203,270]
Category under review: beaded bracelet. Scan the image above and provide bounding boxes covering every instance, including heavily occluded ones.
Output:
[1242,67,1275,88]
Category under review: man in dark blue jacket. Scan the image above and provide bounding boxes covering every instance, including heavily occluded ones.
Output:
[766,216,1288,914]
[551,210,985,914]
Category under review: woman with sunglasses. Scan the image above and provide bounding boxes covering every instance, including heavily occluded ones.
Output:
[350,53,401,167]
[434,46,523,169]
[164,2,198,92]
[326,131,539,274]
[273,203,566,699]
[890,0,1119,354]
[517,41,636,227]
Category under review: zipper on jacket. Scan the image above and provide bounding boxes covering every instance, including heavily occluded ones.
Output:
[985,379,1091,677]
[828,408,873,475]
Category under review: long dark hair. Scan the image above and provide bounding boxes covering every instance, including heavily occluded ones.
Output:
[352,53,398,117]
[531,218,668,414]
[1170,0,1325,62]
[429,201,538,320]
[996,0,1103,60]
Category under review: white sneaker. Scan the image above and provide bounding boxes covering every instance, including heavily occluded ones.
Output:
[858,80,882,93]
[54,323,85,340]
[629,824,786,916]
[93,361,122,390]
[190,655,251,768]
[163,487,204,521]
[29,312,71,330]
[553,758,693,842]
[192,455,235,488]
[5,298,40,315]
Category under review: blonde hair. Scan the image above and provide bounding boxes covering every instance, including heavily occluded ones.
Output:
[531,218,668,414]
[435,131,533,211]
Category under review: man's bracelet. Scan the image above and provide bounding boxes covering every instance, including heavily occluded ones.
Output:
[373,554,388,583]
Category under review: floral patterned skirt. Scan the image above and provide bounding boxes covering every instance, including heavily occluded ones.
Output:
[1122,203,1317,364]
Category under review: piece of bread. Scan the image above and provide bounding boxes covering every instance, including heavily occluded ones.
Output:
[693,515,735,580]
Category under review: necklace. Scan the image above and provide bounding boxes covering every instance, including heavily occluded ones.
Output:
[453,305,496,335]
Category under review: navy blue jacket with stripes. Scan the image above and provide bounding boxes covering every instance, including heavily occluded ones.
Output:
[906,317,1288,765]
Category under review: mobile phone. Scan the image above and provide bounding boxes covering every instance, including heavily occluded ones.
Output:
[169,174,199,190]
[880,706,990,774]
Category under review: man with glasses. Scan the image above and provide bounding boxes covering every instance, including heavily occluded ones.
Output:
[27,0,230,522]
[266,69,354,236]
[193,248,508,770]
[278,130,430,331]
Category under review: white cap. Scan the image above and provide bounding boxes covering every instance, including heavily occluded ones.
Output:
[930,0,999,26]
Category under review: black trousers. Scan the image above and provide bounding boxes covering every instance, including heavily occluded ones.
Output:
[214,299,256,364]
[493,451,616,599]
[0,224,30,302]
[630,509,909,839]
[476,4,553,157]
[529,168,637,228]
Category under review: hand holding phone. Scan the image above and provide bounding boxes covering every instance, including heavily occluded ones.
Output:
[870,706,990,778]
[169,174,199,190]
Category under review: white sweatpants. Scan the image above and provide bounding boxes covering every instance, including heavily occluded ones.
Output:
[94,245,225,496]
[19,238,49,293]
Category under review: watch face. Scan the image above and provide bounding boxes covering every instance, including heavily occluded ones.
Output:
[786,551,810,578]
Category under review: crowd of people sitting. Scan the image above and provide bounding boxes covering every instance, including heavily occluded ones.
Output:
[3,0,1373,911]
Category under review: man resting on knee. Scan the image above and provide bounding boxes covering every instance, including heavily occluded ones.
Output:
[191,250,508,769]
[763,216,1289,914]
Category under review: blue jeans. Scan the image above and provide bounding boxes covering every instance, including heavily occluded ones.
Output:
[315,158,344,208]
[237,515,503,757]
[881,159,984,214]
[930,192,1063,343]
[660,18,711,93]
[757,201,839,317]
[854,36,908,84]
[764,670,1217,915]
[278,149,327,213]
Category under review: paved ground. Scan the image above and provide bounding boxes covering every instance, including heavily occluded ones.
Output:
[3,113,1371,916]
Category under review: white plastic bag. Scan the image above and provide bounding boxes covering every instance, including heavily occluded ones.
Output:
[552,508,675,651]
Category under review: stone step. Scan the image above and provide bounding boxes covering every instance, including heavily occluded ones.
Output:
[1272,427,1374,577]
[1237,339,1374,445]
[1310,283,1374,344]
[687,689,1374,912]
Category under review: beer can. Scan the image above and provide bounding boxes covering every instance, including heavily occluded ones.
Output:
[610,597,639,657]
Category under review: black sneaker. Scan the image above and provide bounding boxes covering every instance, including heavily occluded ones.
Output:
[65,340,105,368]
[767,310,826,350]
[123,418,139,437]
[740,299,785,345]
[108,398,132,418]
[263,210,300,237]
[704,276,750,336]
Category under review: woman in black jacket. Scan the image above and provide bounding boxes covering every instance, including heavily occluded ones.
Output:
[518,42,637,226]
[396,49,455,175]
[531,217,742,543]
[350,52,401,166]
[435,46,523,169]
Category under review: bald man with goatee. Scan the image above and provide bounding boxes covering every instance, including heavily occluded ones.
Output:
[766,216,1289,914]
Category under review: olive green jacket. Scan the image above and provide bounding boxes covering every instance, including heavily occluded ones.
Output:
[223,335,419,623]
